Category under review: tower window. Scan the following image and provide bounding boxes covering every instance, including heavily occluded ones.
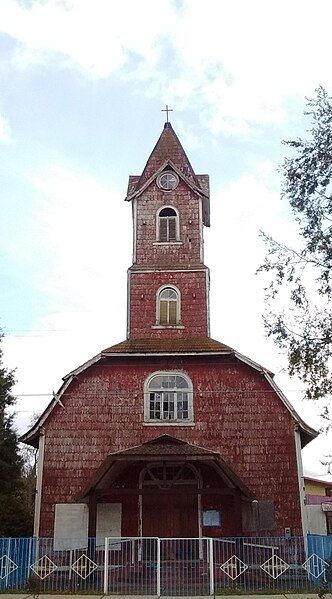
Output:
[144,372,193,423]
[157,171,179,191]
[158,207,179,242]
[157,286,180,326]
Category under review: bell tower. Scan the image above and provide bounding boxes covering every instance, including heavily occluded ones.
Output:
[125,122,211,340]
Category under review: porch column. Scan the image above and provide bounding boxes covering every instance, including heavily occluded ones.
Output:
[88,490,97,538]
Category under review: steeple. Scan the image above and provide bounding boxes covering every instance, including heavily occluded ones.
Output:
[126,123,211,340]
[137,122,199,189]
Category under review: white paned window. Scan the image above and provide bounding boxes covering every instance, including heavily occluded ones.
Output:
[144,372,193,423]
[158,207,179,242]
[157,286,180,326]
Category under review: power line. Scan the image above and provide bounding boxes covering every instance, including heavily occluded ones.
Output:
[14,393,53,397]
[3,329,68,332]
[12,388,310,398]
[12,391,316,415]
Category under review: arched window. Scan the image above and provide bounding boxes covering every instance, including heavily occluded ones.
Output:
[157,286,180,326]
[157,207,179,242]
[144,372,193,423]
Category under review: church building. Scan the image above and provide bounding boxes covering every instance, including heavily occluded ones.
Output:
[22,121,316,542]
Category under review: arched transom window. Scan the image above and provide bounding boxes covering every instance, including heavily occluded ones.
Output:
[141,464,199,489]
[145,372,193,423]
[158,207,179,242]
[157,286,180,326]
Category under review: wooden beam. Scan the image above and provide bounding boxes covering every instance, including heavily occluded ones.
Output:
[96,487,237,498]
[111,455,214,462]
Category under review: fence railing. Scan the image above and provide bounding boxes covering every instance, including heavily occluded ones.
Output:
[0,535,331,596]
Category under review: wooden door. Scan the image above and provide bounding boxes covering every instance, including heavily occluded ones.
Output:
[142,487,198,538]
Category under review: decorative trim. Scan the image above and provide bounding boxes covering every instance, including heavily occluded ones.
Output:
[198,196,204,263]
[143,422,195,427]
[294,429,309,536]
[152,325,185,330]
[263,372,317,439]
[132,198,137,263]
[130,267,208,273]
[205,268,210,337]
[33,429,45,537]
[126,269,131,338]
[152,241,183,246]
[125,159,209,203]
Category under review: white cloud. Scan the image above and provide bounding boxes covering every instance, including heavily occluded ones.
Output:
[31,163,132,311]
[3,162,133,434]
[0,0,174,77]
[0,112,12,143]
[1,0,332,135]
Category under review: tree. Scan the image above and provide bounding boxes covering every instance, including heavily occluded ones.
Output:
[259,87,332,424]
[0,332,34,536]
[321,454,332,475]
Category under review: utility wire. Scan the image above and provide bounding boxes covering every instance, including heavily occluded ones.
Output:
[12,388,310,398]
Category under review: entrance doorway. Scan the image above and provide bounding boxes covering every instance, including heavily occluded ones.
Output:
[141,463,200,538]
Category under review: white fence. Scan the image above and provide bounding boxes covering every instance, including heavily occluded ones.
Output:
[0,535,331,596]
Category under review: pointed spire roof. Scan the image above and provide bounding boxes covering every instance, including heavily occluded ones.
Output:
[125,122,210,225]
[137,122,199,188]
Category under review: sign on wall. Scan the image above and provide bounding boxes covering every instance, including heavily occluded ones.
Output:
[202,510,221,527]
[54,503,89,550]
[96,503,122,549]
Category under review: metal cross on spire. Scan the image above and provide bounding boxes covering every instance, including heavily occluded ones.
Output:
[162,104,173,123]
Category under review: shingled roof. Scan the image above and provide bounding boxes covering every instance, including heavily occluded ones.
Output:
[109,434,220,457]
[135,122,199,189]
[102,337,232,354]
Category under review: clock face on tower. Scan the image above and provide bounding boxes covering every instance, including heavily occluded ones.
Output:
[157,171,179,191]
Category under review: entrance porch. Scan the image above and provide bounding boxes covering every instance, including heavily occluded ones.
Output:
[80,435,254,539]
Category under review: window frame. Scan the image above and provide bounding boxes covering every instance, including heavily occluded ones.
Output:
[156,285,181,327]
[144,371,194,425]
[157,171,179,191]
[156,205,180,243]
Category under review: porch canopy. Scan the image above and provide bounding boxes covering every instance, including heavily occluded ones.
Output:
[80,435,255,537]
[80,434,254,500]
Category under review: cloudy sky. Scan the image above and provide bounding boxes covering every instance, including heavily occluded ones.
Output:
[1,0,331,477]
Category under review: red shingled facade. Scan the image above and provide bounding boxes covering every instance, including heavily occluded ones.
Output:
[23,122,315,540]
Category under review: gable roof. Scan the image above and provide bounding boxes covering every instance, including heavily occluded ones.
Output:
[79,434,255,500]
[19,336,317,449]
